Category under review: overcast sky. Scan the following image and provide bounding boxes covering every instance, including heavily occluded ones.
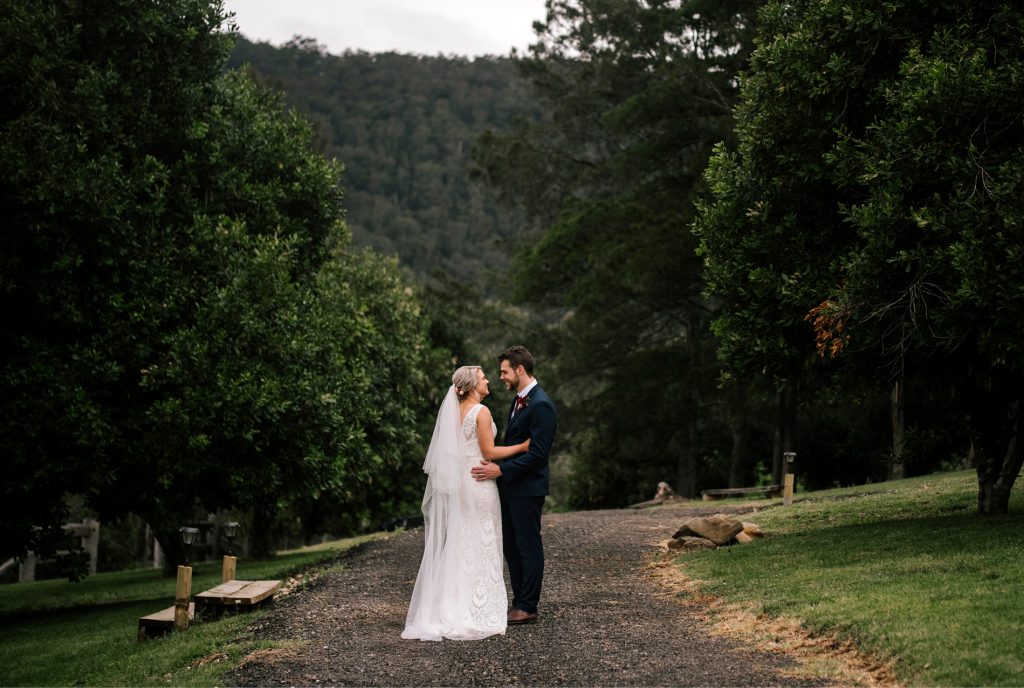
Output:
[223,1,548,57]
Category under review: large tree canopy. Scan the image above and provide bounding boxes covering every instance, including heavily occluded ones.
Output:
[1,0,440,570]
[694,0,1024,513]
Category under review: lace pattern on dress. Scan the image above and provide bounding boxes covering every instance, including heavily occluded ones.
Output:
[452,404,504,635]
[403,403,505,641]
[461,403,497,442]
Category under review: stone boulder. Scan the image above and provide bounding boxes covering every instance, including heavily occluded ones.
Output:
[731,522,764,543]
[667,536,717,552]
[672,514,743,546]
[741,522,764,539]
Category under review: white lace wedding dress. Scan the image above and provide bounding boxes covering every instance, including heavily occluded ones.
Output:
[401,403,507,641]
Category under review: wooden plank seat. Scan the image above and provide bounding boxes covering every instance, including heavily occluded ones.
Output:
[701,485,783,501]
[137,602,194,641]
[195,579,281,614]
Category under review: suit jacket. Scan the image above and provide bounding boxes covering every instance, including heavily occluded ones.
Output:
[499,384,557,497]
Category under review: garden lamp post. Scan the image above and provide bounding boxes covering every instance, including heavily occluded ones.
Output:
[222,521,240,556]
[783,452,796,506]
[179,526,199,566]
[221,522,240,583]
[175,527,199,632]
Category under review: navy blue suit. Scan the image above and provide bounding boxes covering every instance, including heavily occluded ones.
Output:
[498,384,556,614]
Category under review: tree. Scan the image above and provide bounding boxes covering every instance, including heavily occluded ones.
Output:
[694,0,1024,511]
[825,1,1024,513]
[475,0,761,504]
[0,0,441,571]
[1,0,235,571]
[692,0,904,483]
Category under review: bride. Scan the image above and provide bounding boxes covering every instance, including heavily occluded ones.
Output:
[402,366,529,641]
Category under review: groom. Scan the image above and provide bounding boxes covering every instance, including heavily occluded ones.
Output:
[471,345,556,624]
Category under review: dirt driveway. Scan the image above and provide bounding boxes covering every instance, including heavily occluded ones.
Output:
[228,506,831,687]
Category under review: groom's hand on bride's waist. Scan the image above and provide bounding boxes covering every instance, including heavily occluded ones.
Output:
[471,461,501,481]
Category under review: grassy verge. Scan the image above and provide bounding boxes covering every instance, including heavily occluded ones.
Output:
[674,470,1024,686]
[0,532,386,687]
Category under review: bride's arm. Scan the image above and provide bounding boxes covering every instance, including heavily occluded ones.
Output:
[475,406,529,461]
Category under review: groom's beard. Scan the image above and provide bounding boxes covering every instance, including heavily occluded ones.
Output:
[504,373,519,392]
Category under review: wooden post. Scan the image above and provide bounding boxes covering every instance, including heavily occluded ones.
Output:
[174,565,192,631]
[222,555,237,583]
[783,451,796,506]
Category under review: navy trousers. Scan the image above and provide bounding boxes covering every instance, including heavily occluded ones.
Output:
[501,495,545,614]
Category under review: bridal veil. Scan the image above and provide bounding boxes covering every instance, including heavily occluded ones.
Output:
[402,385,485,640]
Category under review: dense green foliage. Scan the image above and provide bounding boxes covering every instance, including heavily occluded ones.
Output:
[0,0,442,570]
[228,37,540,284]
[474,0,772,505]
[694,0,1024,512]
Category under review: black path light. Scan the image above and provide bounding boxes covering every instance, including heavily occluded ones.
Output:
[174,526,200,633]
[179,526,200,566]
[783,452,797,506]
[222,521,240,557]
[221,522,241,583]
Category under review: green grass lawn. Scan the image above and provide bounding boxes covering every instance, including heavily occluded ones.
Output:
[675,470,1024,686]
[0,533,385,687]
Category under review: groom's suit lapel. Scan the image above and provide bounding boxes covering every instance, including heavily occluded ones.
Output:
[507,388,540,433]
[508,398,525,433]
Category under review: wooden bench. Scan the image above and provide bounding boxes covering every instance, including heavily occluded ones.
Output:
[195,579,282,615]
[701,485,783,501]
[137,602,194,641]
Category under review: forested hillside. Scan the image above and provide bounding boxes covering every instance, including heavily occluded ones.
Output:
[229,37,539,283]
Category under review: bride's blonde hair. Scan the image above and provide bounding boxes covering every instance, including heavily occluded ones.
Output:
[452,366,481,401]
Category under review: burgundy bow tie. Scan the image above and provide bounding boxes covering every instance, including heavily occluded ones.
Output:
[514,395,527,411]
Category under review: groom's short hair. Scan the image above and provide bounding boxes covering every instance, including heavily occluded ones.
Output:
[499,346,534,376]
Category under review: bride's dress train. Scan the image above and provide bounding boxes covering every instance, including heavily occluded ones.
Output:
[402,402,506,641]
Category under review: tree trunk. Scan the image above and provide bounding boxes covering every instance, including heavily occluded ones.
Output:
[783,384,797,457]
[773,384,797,485]
[977,399,1022,515]
[679,328,704,500]
[889,379,906,481]
[676,419,697,499]
[772,389,783,485]
[153,528,184,577]
[728,416,751,488]
[249,504,278,559]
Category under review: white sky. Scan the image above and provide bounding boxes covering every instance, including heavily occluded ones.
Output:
[223,1,548,57]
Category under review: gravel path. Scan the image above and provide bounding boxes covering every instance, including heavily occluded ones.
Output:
[228,507,830,687]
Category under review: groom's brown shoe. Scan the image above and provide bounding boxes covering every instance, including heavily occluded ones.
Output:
[507,608,538,624]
